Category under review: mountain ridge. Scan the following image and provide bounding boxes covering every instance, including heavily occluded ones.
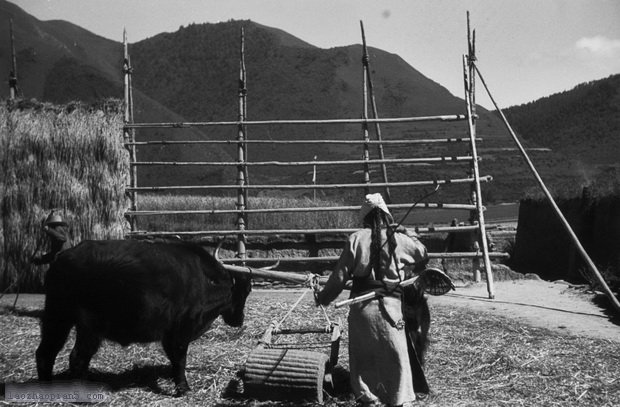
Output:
[1,0,593,202]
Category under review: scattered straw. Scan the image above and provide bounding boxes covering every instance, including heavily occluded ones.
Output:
[1,289,619,406]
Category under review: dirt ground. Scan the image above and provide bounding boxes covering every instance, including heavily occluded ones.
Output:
[433,278,620,343]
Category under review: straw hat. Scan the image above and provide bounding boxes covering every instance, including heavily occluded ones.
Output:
[44,211,67,227]
[359,193,391,222]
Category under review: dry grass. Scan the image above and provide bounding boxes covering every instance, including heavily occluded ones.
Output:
[0,100,129,291]
[137,194,358,232]
[1,289,618,406]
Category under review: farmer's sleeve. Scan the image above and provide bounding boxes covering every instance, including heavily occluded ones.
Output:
[405,234,429,275]
[36,252,56,265]
[316,237,354,305]
[45,227,68,242]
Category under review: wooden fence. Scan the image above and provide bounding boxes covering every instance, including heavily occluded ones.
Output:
[121,19,503,298]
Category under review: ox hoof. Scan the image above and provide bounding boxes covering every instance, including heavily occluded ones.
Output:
[174,383,190,397]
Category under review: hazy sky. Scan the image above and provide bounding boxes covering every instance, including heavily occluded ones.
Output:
[11,0,620,109]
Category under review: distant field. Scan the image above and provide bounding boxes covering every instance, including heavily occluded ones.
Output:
[135,194,518,232]
[405,202,519,226]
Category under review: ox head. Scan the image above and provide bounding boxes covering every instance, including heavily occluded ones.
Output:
[221,273,252,327]
[213,241,285,327]
[213,239,253,327]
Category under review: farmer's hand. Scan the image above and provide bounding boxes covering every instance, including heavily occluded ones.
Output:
[31,254,43,265]
[309,274,322,306]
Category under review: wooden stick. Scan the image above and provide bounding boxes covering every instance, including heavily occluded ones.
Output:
[126,175,491,191]
[463,54,495,299]
[334,277,419,308]
[360,23,371,194]
[361,20,391,202]
[123,114,469,129]
[125,137,482,146]
[126,202,478,216]
[130,156,474,166]
[271,327,334,335]
[127,224,496,236]
[239,26,250,232]
[9,19,18,99]
[123,29,138,232]
[221,263,326,285]
[218,252,509,263]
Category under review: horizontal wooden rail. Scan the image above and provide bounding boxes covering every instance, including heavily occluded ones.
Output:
[124,114,469,129]
[270,327,334,335]
[433,252,509,259]
[125,137,482,146]
[217,251,510,263]
[127,224,498,236]
[131,156,475,167]
[126,202,478,216]
[126,175,491,192]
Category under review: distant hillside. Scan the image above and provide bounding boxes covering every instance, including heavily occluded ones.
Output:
[1,0,587,202]
[503,74,620,181]
[0,0,121,100]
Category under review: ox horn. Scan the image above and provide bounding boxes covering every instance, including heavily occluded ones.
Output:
[214,239,225,262]
[258,260,280,270]
[214,239,280,271]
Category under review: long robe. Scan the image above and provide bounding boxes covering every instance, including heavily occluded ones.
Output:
[318,228,427,405]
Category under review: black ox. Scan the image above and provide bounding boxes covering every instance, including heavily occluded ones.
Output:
[35,239,252,395]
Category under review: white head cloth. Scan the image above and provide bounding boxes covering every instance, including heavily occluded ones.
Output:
[359,193,391,222]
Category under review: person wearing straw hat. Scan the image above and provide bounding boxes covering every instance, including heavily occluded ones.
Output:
[31,211,70,265]
[314,193,428,407]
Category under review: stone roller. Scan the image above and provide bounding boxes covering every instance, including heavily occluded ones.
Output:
[243,348,330,403]
[242,320,342,403]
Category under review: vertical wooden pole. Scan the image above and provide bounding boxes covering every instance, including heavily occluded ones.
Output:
[236,27,247,261]
[467,12,478,226]
[8,19,18,100]
[360,21,391,203]
[240,27,250,226]
[123,29,138,232]
[313,155,317,201]
[474,63,620,313]
[463,54,494,299]
[360,28,371,196]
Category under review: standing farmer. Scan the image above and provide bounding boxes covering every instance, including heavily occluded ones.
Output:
[31,211,70,265]
[314,193,428,406]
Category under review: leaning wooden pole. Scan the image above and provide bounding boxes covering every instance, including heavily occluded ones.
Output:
[474,63,620,313]
[463,55,495,299]
[123,29,138,232]
[360,21,391,202]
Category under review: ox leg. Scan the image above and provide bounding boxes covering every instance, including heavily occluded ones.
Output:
[414,298,431,366]
[162,334,191,396]
[69,323,101,379]
[36,298,74,381]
